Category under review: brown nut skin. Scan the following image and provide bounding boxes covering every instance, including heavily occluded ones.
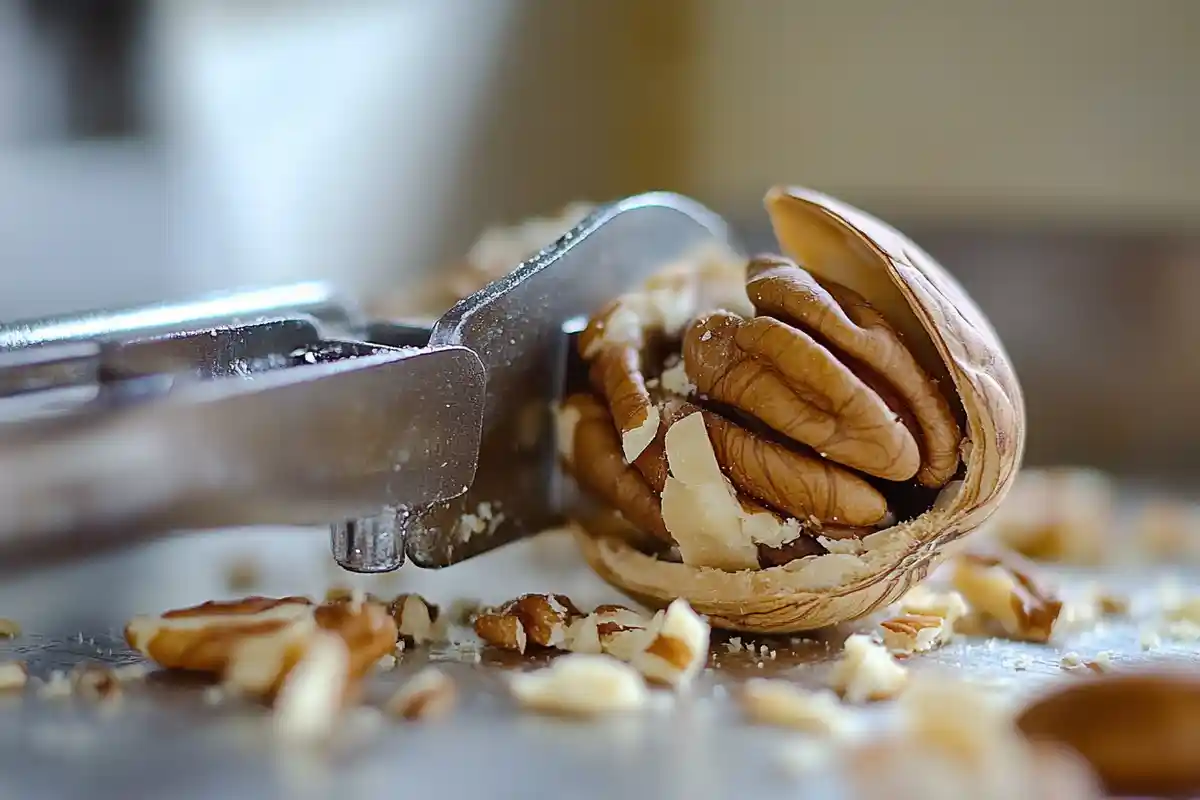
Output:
[571,186,1024,633]
[1016,672,1200,797]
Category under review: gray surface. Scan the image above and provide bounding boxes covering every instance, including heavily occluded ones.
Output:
[0,526,1197,800]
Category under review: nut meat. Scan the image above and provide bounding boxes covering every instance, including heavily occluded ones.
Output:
[564,186,1024,632]
[125,596,397,699]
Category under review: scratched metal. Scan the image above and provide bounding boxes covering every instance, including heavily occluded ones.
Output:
[0,526,1196,800]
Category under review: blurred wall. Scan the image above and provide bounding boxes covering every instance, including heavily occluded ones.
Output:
[680,0,1200,227]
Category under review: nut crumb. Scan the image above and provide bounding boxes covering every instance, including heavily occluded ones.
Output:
[38,670,72,699]
[509,654,647,716]
[847,676,1101,798]
[951,552,1062,643]
[981,467,1110,565]
[1096,591,1129,616]
[474,593,581,653]
[829,634,907,703]
[1139,628,1162,650]
[0,618,21,638]
[0,661,27,690]
[71,664,121,702]
[741,679,846,735]
[1087,651,1114,673]
[629,599,710,687]
[385,668,456,721]
[223,556,261,592]
[390,594,440,646]
[272,633,348,743]
[564,604,650,659]
[898,585,969,623]
[1060,651,1083,669]
[879,613,952,655]
[376,653,398,671]
[112,662,152,682]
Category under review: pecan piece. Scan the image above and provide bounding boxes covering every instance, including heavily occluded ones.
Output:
[951,552,1063,643]
[385,668,457,721]
[509,654,647,717]
[126,595,396,700]
[473,594,582,653]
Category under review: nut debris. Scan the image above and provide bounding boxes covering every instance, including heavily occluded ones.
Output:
[0,618,21,638]
[828,634,907,703]
[0,661,27,691]
[272,633,349,743]
[474,594,582,653]
[389,594,440,646]
[847,678,1102,800]
[881,585,967,654]
[563,604,650,660]
[982,467,1111,565]
[38,670,72,699]
[740,679,846,735]
[1017,672,1200,797]
[879,613,951,655]
[385,668,457,721]
[70,664,121,702]
[126,595,396,701]
[950,553,1062,643]
[1095,591,1129,617]
[509,654,647,717]
[629,599,710,687]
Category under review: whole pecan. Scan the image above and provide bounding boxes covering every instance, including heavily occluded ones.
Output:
[561,186,1024,632]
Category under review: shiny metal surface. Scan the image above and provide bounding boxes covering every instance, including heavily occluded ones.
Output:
[0,526,1196,800]
[0,318,486,569]
[0,281,362,350]
[330,508,407,573]
[403,192,737,568]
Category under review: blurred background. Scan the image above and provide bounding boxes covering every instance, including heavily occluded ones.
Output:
[1,0,1199,481]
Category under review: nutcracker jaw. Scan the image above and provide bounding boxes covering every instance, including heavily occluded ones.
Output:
[0,192,737,574]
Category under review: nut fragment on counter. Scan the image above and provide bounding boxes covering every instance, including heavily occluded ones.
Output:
[272,632,349,743]
[1095,591,1129,617]
[125,595,397,702]
[0,617,20,638]
[740,680,847,735]
[1017,672,1200,797]
[628,598,710,687]
[563,604,651,660]
[847,678,1102,800]
[880,585,967,655]
[950,552,1063,643]
[389,593,440,646]
[980,467,1111,565]
[385,668,457,721]
[70,663,121,702]
[509,654,647,717]
[563,186,1024,635]
[828,634,907,703]
[1134,497,1200,562]
[0,661,27,691]
[474,593,582,653]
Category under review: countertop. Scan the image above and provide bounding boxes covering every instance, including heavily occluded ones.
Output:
[0,526,1196,800]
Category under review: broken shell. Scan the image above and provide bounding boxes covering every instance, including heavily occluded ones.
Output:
[569,186,1024,632]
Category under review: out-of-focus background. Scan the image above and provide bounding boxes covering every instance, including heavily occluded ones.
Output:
[2,0,1199,481]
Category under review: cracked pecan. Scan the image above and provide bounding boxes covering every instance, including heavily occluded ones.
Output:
[563,186,1023,633]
